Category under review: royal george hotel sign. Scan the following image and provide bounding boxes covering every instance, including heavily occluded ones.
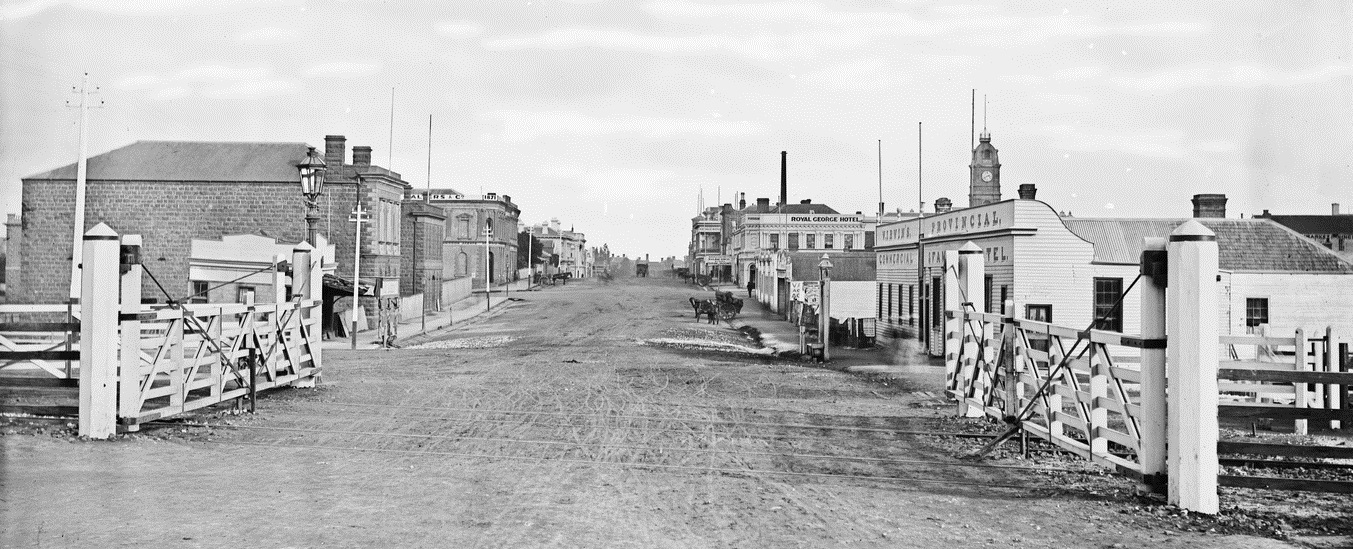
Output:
[787,215,861,223]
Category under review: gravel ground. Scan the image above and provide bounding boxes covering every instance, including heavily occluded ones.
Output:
[1,276,1348,548]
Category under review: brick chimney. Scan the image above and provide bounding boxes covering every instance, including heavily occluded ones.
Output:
[800,199,811,204]
[780,151,787,211]
[324,135,346,168]
[1017,183,1037,200]
[352,146,372,167]
[756,198,770,213]
[1191,193,1227,218]
[934,197,952,213]
[739,192,746,210]
[1334,203,1342,215]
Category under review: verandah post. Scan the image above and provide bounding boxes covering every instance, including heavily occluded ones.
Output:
[117,234,143,431]
[78,223,120,439]
[1138,237,1167,493]
[1165,220,1220,514]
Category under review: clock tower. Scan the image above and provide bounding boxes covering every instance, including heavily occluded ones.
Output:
[969,131,1001,207]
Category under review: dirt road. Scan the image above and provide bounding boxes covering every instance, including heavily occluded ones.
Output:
[0,277,1331,548]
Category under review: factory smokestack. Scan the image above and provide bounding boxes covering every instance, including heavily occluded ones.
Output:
[780,151,787,212]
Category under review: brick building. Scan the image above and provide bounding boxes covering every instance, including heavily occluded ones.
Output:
[415,189,521,289]
[400,199,446,306]
[10,137,411,333]
[1254,204,1353,262]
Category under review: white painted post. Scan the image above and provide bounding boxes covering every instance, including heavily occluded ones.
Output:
[117,235,143,430]
[1139,237,1168,493]
[1089,338,1108,457]
[78,223,119,439]
[943,249,962,396]
[1005,299,1023,416]
[273,253,287,304]
[291,243,317,388]
[1294,328,1308,436]
[1329,327,1342,430]
[957,242,985,418]
[1165,220,1220,514]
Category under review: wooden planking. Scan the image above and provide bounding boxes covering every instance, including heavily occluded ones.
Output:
[1219,368,1353,384]
[0,377,79,388]
[1220,360,1297,371]
[0,351,80,361]
[0,404,78,416]
[0,322,79,332]
[1218,475,1353,494]
[1219,405,1353,421]
[1218,441,1353,460]
[1220,335,1300,346]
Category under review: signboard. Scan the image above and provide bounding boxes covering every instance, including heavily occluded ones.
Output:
[703,255,732,266]
[787,215,860,223]
[793,281,820,307]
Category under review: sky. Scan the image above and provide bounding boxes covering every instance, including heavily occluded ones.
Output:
[1,0,1351,259]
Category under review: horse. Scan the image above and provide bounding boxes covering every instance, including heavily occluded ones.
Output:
[689,297,718,324]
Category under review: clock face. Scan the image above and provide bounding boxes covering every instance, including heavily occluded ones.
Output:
[981,170,993,182]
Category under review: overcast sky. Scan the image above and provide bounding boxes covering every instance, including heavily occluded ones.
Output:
[2,1,1350,259]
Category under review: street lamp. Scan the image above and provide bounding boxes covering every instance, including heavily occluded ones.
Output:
[818,253,833,362]
[297,146,327,247]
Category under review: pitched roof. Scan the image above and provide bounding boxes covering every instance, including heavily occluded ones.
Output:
[775,203,840,214]
[25,141,311,182]
[1062,218,1353,273]
[1258,215,1353,235]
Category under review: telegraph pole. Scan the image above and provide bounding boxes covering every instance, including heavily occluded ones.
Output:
[66,73,103,301]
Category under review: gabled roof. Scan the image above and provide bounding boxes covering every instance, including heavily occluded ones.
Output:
[1259,215,1353,236]
[1062,218,1353,273]
[775,203,840,214]
[25,141,311,182]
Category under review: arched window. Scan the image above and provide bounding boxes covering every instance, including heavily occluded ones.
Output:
[982,150,991,160]
[457,252,468,276]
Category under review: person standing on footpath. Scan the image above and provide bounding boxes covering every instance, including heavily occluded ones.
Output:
[746,279,756,298]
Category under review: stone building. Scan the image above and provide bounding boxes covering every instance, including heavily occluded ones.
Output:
[418,189,520,288]
[400,198,446,307]
[530,218,588,278]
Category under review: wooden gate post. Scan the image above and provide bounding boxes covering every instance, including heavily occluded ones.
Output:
[1138,237,1168,493]
[118,234,143,431]
[1165,220,1220,514]
[957,242,985,418]
[78,223,120,439]
[1326,327,1340,430]
[291,242,318,388]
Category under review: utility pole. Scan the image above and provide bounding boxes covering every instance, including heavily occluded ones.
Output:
[66,73,103,301]
[484,219,492,314]
[349,177,370,350]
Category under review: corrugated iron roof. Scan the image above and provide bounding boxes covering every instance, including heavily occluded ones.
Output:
[1062,218,1353,273]
[787,251,876,281]
[25,141,311,182]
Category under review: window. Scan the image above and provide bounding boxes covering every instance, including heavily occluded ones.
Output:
[1025,304,1052,323]
[844,234,854,250]
[1000,286,1009,315]
[1093,278,1124,332]
[457,217,471,239]
[982,150,991,160]
[985,275,994,313]
[895,284,903,317]
[770,234,779,250]
[886,284,893,319]
[824,234,834,249]
[237,286,256,305]
[788,233,799,250]
[457,252,468,276]
[1245,298,1269,330]
[806,233,816,249]
[878,283,885,319]
[931,277,942,328]
[908,285,915,326]
[189,281,209,304]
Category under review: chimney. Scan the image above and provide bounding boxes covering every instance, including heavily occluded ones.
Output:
[324,135,346,168]
[756,197,770,213]
[1017,183,1037,200]
[780,151,787,211]
[502,195,511,204]
[1191,193,1227,218]
[935,197,952,213]
[352,146,372,167]
[800,199,811,204]
[1334,203,1342,215]
[739,192,746,210]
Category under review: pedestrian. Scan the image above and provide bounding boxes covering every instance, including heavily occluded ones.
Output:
[746,279,756,298]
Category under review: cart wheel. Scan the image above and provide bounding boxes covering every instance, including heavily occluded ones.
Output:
[719,308,736,321]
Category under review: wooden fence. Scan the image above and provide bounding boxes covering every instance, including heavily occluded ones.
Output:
[0,224,323,438]
[943,224,1353,513]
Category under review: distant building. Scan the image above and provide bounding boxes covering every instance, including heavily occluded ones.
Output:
[1254,204,1353,262]
[530,219,588,278]
[874,132,1353,356]
[419,189,520,289]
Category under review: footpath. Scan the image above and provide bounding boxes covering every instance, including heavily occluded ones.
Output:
[708,283,947,387]
[321,279,538,351]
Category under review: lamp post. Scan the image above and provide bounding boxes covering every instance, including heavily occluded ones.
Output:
[818,253,833,362]
[348,175,368,350]
[297,146,327,247]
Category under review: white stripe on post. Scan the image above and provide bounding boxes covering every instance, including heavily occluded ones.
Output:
[78,223,120,439]
[1165,220,1220,514]
[957,242,985,418]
